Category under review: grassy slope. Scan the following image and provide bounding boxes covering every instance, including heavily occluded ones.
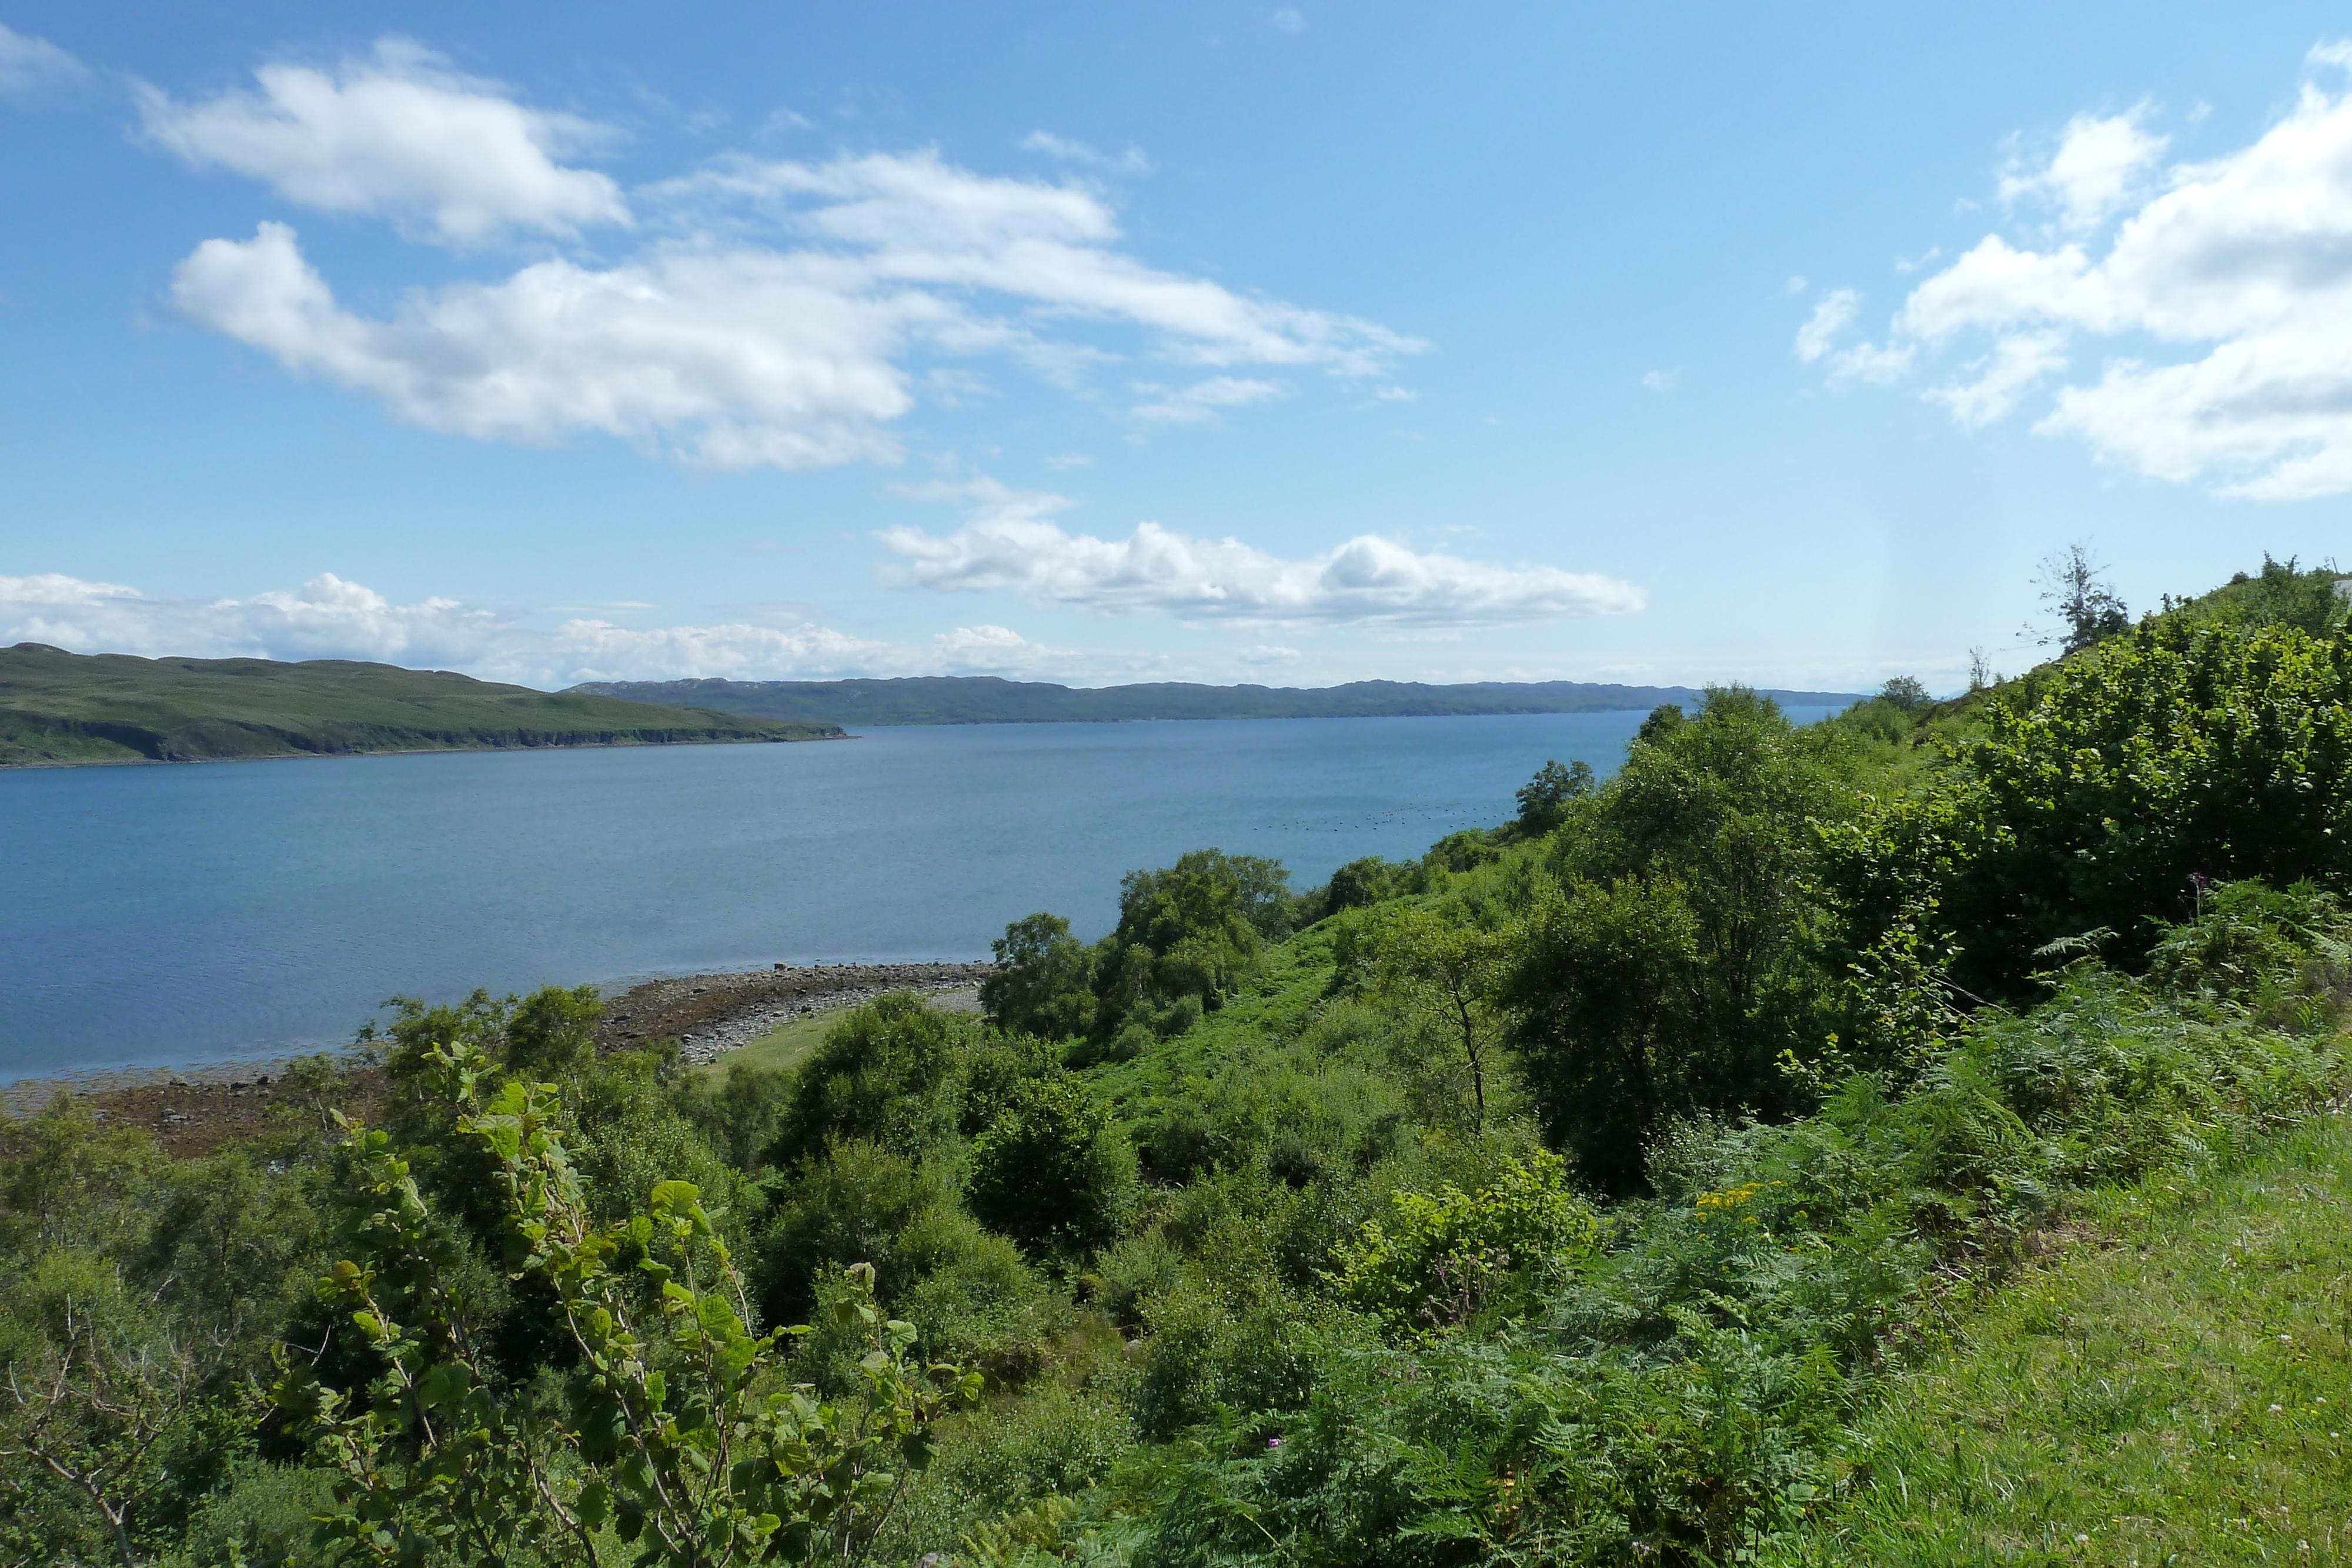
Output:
[691,1009,844,1079]
[1085,922,1342,1125]
[1770,1109,2352,1566]
[0,643,841,765]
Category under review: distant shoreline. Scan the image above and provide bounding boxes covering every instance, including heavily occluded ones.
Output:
[0,730,850,772]
[570,673,1869,729]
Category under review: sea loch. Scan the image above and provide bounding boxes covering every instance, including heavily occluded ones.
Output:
[0,709,1831,1080]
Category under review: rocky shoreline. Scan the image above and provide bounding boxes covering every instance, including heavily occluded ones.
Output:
[597,961,995,1067]
[6,961,995,1156]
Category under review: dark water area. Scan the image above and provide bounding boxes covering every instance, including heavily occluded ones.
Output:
[0,709,1833,1079]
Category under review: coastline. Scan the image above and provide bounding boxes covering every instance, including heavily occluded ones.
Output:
[599,961,994,1066]
[2,959,993,1155]
[0,730,852,771]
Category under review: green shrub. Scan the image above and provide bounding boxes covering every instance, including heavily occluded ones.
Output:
[960,1031,1066,1135]
[502,982,602,1078]
[751,1139,951,1326]
[983,912,1097,1040]
[1327,1151,1597,1331]
[763,991,968,1169]
[891,1202,1057,1369]
[670,1058,793,1175]
[967,1077,1138,1255]
[161,1460,338,1568]
[1839,620,2352,996]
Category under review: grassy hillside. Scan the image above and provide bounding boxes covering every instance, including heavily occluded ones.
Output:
[5,557,2349,1567]
[0,642,843,766]
[568,672,1868,726]
[1768,1111,2352,1566]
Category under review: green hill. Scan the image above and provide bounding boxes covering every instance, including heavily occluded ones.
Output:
[0,643,843,767]
[567,673,1868,726]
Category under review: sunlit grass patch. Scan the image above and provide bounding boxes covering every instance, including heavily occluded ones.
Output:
[1768,1110,2352,1566]
[690,1007,842,1079]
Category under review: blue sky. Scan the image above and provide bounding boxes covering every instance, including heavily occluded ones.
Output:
[3,2,2347,693]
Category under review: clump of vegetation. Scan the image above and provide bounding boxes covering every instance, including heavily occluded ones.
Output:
[4,554,2348,1567]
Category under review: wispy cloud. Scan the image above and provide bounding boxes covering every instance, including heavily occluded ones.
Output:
[1131,376,1289,423]
[0,22,88,103]
[1020,129,1151,175]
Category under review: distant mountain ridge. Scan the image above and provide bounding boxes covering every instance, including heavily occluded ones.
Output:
[0,644,844,767]
[567,674,1868,726]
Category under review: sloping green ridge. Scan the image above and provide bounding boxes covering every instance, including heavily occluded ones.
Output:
[0,643,843,766]
[1768,1111,2352,1566]
[569,673,1870,726]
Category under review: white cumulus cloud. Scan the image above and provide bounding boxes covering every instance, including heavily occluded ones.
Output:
[873,489,1643,626]
[173,222,919,469]
[1803,45,2352,498]
[0,22,87,102]
[135,38,628,245]
[163,80,1421,470]
[1998,105,2168,232]
[1,571,505,667]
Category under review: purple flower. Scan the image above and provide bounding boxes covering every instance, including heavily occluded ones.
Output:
[1267,1436,1284,1449]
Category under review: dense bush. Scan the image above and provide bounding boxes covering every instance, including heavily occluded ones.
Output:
[981,912,1097,1041]
[1327,1151,1596,1330]
[1829,618,2352,999]
[966,1075,1139,1255]
[763,991,970,1169]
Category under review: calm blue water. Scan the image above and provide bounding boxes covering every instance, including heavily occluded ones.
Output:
[0,710,1832,1080]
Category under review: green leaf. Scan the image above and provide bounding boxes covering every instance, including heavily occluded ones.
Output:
[578,1396,627,1461]
[416,1362,469,1408]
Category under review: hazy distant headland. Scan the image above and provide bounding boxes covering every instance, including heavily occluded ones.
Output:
[0,643,844,767]
[569,673,1868,726]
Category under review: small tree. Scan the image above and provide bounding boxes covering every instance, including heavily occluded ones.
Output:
[2032,543,2130,654]
[1967,647,1992,693]
[1375,910,1507,1128]
[0,1261,194,1568]
[1321,856,1395,914]
[764,995,965,1171]
[273,1045,978,1567]
[1513,758,1595,835]
[979,914,1094,1041]
[1876,676,1931,712]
